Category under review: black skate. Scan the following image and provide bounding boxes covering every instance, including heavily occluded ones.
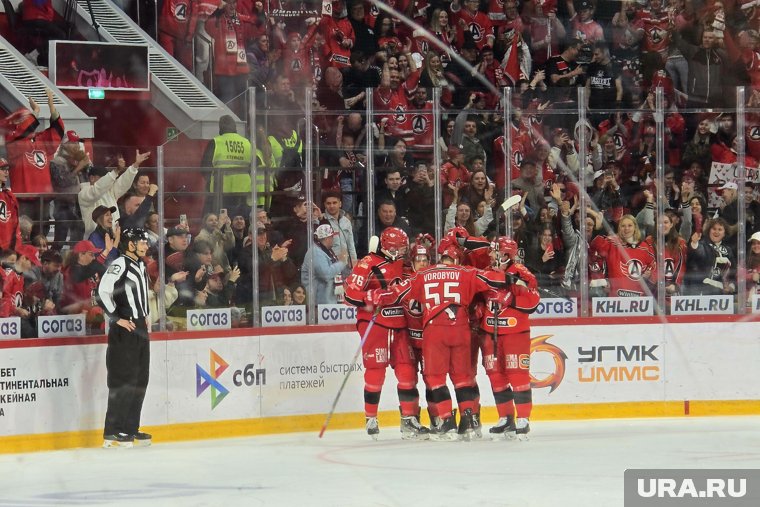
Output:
[457,408,482,441]
[515,417,530,441]
[103,433,134,449]
[366,417,379,440]
[490,415,516,440]
[132,432,152,447]
[430,410,458,441]
[400,416,430,440]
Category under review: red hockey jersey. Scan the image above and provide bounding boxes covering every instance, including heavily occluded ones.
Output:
[0,188,22,250]
[589,235,656,297]
[0,267,23,318]
[344,252,407,329]
[477,263,539,335]
[4,115,64,194]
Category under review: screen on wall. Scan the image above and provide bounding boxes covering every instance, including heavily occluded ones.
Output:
[50,41,150,91]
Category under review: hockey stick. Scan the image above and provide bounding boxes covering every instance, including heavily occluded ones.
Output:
[318,310,380,438]
[500,194,522,214]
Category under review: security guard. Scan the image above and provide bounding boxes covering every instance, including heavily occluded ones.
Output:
[97,228,151,448]
[201,115,252,210]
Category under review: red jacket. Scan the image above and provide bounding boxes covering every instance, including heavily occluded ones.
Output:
[5,114,64,194]
[206,11,258,76]
[0,267,23,318]
[0,187,22,250]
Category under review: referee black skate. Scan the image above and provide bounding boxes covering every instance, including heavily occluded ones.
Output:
[97,228,152,448]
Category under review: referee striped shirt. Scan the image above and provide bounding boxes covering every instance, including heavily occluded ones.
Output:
[98,255,149,321]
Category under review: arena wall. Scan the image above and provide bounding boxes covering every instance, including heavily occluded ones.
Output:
[1,317,759,453]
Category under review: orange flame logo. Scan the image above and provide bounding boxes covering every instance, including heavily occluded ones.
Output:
[530,334,567,393]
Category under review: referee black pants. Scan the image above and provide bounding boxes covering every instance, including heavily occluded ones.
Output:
[104,321,150,436]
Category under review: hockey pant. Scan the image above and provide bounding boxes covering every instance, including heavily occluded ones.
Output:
[479,330,532,419]
[357,321,417,417]
[422,323,478,419]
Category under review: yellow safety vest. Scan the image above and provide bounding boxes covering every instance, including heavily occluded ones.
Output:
[210,133,252,197]
[255,149,275,208]
[267,131,302,167]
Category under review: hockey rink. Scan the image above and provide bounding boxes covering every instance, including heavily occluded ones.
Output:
[1,416,758,507]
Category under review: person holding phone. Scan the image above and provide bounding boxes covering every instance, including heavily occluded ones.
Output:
[524,223,563,291]
[196,211,235,273]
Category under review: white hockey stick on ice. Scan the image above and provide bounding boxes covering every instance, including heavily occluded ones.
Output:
[319,310,379,438]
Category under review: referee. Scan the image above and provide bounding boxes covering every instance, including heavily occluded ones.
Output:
[98,228,151,448]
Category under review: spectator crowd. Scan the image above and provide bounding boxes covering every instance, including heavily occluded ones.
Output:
[4,0,760,336]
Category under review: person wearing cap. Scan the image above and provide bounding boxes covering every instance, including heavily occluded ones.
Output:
[49,129,88,246]
[199,271,234,309]
[280,195,323,269]
[568,0,604,44]
[0,157,22,251]
[78,149,151,238]
[3,89,63,238]
[301,224,348,304]
[88,205,121,266]
[25,248,63,315]
[97,228,152,448]
[60,240,107,316]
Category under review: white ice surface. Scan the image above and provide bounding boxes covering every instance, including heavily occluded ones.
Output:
[1,416,759,507]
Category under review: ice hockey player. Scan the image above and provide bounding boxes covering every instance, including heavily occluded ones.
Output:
[389,244,511,441]
[402,235,436,427]
[344,227,429,440]
[475,237,540,439]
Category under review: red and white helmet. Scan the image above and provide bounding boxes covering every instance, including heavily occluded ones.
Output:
[379,227,408,261]
[410,242,431,272]
[440,245,463,265]
[490,237,518,267]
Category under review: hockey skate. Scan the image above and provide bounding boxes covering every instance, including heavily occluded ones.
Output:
[132,432,152,447]
[366,417,380,440]
[400,416,430,440]
[430,410,458,441]
[457,408,482,441]
[489,416,516,440]
[515,417,530,441]
[103,433,134,449]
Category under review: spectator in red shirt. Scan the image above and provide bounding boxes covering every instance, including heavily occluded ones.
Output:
[0,158,22,251]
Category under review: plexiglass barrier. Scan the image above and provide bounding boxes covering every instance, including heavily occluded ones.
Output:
[5,83,760,339]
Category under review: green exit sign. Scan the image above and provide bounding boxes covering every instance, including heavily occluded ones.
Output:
[88,88,105,100]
